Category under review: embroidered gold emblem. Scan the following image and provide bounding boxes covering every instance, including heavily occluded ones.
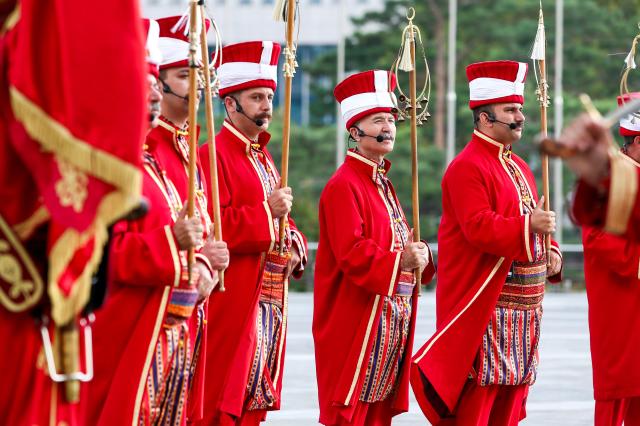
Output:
[0,237,43,312]
[55,158,88,213]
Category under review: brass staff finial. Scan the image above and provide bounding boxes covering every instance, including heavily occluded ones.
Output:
[390,10,431,126]
[620,23,640,124]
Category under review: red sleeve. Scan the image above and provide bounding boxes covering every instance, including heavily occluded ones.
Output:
[571,179,608,228]
[445,162,532,262]
[420,243,436,284]
[109,221,187,288]
[289,217,308,278]
[583,226,640,280]
[572,159,640,238]
[320,179,401,297]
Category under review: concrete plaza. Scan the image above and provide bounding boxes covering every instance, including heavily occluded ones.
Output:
[268,291,594,425]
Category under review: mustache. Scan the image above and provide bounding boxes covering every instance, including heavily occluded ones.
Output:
[149,101,161,123]
[379,132,394,141]
[256,112,272,121]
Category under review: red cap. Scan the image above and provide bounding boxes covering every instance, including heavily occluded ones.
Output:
[156,15,211,70]
[466,60,528,109]
[142,19,161,78]
[334,70,397,129]
[216,41,281,97]
[618,92,640,136]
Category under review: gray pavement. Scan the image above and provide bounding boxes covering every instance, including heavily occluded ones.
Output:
[267,291,594,425]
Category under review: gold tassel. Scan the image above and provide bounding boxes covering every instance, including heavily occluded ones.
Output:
[398,31,414,72]
[272,0,286,22]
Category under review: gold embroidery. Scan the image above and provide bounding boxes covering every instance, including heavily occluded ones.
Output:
[0,215,44,312]
[55,158,88,213]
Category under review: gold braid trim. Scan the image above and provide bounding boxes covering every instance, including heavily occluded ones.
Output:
[1,3,19,34]
[605,153,638,235]
[10,88,141,195]
[9,87,142,325]
[13,205,50,240]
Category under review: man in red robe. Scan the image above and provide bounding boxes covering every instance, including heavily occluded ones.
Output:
[553,109,640,239]
[313,70,435,426]
[86,17,229,425]
[0,2,147,425]
[582,92,640,426]
[411,60,563,425]
[197,41,308,425]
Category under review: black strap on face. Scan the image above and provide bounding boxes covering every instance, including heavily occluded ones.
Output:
[228,96,264,127]
[159,79,189,101]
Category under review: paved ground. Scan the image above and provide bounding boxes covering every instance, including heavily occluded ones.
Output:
[267,291,593,425]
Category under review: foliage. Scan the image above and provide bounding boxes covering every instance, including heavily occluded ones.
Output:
[199,0,640,250]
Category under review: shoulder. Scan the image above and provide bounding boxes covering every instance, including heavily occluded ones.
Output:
[444,145,484,182]
[321,165,360,200]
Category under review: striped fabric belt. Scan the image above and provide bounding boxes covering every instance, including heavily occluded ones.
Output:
[165,288,199,326]
[497,260,546,310]
[259,250,289,309]
[396,271,416,297]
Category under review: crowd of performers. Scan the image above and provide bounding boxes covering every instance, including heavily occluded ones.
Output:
[1,4,639,426]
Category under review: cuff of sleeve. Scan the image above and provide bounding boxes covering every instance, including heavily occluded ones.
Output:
[194,252,214,275]
[523,214,534,263]
[387,252,402,297]
[164,225,182,287]
[263,200,277,252]
[549,243,562,260]
[548,244,563,283]
[290,229,307,274]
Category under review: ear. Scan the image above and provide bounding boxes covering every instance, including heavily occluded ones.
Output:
[223,96,235,113]
[480,111,493,126]
[634,135,640,145]
[348,127,360,142]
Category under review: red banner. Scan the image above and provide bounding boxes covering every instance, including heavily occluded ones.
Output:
[3,0,147,325]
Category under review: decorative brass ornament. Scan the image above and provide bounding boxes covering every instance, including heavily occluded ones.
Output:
[620,23,640,124]
[389,7,431,127]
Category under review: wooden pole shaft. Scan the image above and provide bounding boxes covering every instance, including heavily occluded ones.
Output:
[186,1,199,272]
[539,60,552,265]
[278,0,296,253]
[200,10,225,290]
[408,25,421,288]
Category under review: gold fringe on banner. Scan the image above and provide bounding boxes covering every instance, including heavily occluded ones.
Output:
[10,87,142,325]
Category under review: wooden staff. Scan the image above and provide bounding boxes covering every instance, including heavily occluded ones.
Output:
[199,8,225,291]
[407,16,421,287]
[275,0,297,254]
[531,4,551,265]
[186,0,200,273]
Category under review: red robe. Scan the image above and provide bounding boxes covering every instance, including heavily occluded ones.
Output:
[410,130,562,424]
[197,120,307,422]
[582,170,640,403]
[0,109,79,426]
[572,155,640,240]
[313,150,435,425]
[86,135,212,425]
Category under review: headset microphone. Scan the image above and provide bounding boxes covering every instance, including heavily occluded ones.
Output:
[487,115,518,130]
[232,97,264,127]
[161,80,189,101]
[356,128,385,143]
